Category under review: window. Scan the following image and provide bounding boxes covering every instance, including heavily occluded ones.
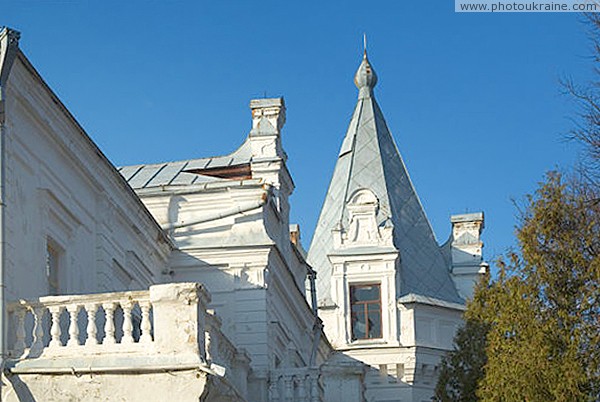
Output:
[46,241,61,295]
[350,283,382,340]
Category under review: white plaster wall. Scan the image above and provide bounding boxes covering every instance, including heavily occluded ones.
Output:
[3,56,170,302]
[340,303,463,401]
[0,48,361,401]
[2,370,212,402]
[412,304,462,350]
[136,186,324,402]
[341,345,450,402]
[327,254,399,349]
[322,374,365,402]
[326,299,462,402]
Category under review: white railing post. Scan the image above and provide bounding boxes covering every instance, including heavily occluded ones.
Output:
[149,283,209,359]
[268,375,279,402]
[30,306,45,356]
[66,304,81,347]
[310,372,320,402]
[284,375,293,402]
[121,300,134,344]
[139,301,152,344]
[205,311,220,366]
[13,308,26,355]
[205,326,213,364]
[297,375,307,402]
[85,303,99,346]
[102,302,117,345]
[48,305,63,348]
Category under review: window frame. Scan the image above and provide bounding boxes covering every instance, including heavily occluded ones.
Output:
[46,237,64,296]
[349,283,382,340]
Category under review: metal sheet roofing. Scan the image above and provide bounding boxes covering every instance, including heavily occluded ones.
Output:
[119,138,252,190]
[307,55,463,305]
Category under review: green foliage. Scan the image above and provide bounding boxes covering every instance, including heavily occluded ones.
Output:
[436,15,600,401]
[435,173,600,401]
[434,278,489,402]
[505,172,599,400]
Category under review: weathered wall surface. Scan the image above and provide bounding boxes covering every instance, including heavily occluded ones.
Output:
[130,98,337,401]
[138,185,323,401]
[3,283,246,402]
[3,370,211,402]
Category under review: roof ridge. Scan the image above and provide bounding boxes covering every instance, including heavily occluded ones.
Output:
[371,97,440,244]
[118,136,252,171]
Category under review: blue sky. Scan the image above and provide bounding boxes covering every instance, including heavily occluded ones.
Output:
[3,1,594,270]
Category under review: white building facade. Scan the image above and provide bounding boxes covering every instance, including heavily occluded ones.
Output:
[0,27,485,402]
[0,27,247,402]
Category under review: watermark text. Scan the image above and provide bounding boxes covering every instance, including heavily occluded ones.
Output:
[456,0,600,12]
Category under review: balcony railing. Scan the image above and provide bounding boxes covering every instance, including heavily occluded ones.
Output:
[8,290,154,358]
[5,282,250,393]
[269,367,323,402]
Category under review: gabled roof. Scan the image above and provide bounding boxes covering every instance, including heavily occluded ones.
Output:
[307,52,462,305]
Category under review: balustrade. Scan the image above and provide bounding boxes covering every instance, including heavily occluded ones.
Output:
[7,290,153,358]
[5,283,248,398]
[269,368,323,402]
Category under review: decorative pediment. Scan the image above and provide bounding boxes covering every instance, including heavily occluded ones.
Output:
[332,189,394,249]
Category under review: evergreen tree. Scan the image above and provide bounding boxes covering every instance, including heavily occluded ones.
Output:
[433,278,489,402]
[436,13,600,400]
[436,173,600,401]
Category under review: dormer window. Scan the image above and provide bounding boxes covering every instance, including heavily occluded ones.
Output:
[350,284,382,340]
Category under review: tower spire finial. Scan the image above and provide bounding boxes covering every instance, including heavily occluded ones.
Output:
[363,33,367,57]
[354,36,377,96]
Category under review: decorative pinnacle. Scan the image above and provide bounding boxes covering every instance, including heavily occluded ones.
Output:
[354,37,377,94]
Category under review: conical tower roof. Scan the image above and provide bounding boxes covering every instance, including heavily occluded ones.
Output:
[307,51,462,305]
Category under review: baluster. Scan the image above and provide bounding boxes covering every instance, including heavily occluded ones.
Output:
[139,301,152,344]
[205,328,212,364]
[13,308,26,356]
[210,327,219,364]
[310,374,320,402]
[268,375,279,402]
[66,304,81,347]
[48,305,64,348]
[297,375,307,402]
[276,376,284,402]
[102,302,117,345]
[85,303,99,346]
[30,306,46,356]
[284,376,293,402]
[121,300,134,344]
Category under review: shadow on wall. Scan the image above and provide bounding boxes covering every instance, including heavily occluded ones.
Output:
[5,374,36,402]
[164,250,269,348]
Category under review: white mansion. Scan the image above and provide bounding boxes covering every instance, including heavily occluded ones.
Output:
[0,27,486,402]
